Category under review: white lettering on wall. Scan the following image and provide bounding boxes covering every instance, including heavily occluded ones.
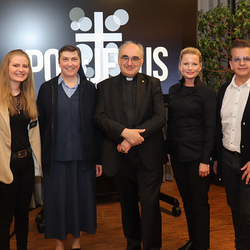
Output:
[153,47,168,81]
[26,49,43,73]
[26,9,169,84]
[44,49,60,81]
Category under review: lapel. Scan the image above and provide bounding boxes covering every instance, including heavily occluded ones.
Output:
[135,73,146,120]
[242,89,250,122]
[111,75,125,123]
[218,82,230,110]
[0,103,11,138]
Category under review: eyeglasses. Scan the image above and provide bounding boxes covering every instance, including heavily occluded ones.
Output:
[120,55,142,64]
[232,56,250,64]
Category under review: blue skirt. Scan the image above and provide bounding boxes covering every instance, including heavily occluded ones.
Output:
[43,161,96,240]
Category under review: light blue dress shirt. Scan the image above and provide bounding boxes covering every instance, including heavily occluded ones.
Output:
[58,74,80,98]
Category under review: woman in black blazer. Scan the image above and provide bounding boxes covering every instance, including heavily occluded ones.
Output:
[167,47,216,250]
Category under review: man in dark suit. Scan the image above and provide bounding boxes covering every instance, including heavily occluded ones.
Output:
[94,41,166,250]
[214,39,250,250]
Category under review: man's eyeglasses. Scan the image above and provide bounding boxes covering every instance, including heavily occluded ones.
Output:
[232,56,250,64]
[120,55,142,64]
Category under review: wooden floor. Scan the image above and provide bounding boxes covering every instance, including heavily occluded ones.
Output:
[10,177,235,249]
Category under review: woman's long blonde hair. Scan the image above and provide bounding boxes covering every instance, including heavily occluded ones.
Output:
[0,49,38,119]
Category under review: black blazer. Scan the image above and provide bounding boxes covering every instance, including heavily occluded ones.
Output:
[216,81,250,178]
[94,73,166,177]
[37,74,102,175]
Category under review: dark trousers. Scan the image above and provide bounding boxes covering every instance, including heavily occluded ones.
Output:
[0,152,34,250]
[221,147,250,250]
[114,149,163,250]
[171,159,210,250]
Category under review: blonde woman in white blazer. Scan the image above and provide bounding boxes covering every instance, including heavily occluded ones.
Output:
[0,49,41,250]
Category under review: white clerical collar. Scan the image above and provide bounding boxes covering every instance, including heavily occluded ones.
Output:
[126,77,134,81]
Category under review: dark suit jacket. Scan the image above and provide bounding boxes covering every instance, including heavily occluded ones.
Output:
[94,73,166,177]
[216,81,250,178]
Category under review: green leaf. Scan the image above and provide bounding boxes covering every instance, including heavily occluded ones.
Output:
[198,0,250,91]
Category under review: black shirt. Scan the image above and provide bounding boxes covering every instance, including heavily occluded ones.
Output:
[167,76,216,163]
[120,74,137,129]
[10,110,30,152]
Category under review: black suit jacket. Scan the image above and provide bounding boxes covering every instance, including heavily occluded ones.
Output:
[216,81,250,178]
[94,73,166,177]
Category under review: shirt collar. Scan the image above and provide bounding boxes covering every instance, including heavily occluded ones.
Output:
[230,75,250,89]
[178,76,202,89]
[58,73,80,86]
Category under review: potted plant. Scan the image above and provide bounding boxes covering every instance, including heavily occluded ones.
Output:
[198,0,250,91]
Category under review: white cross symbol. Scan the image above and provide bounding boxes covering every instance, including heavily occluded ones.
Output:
[75,12,122,49]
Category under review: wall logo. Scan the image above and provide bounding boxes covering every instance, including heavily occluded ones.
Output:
[70,7,127,83]
[26,7,168,83]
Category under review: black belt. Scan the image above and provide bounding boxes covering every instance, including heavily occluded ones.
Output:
[223,146,241,157]
[11,148,32,159]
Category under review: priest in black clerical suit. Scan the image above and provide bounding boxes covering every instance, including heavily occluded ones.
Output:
[95,41,166,250]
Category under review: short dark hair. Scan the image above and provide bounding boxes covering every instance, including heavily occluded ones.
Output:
[230,39,250,59]
[58,45,81,63]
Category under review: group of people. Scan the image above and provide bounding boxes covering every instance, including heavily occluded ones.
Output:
[0,39,249,250]
[167,39,250,250]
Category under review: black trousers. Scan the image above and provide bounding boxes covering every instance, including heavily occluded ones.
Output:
[171,158,210,250]
[221,147,250,250]
[0,152,34,250]
[114,149,163,250]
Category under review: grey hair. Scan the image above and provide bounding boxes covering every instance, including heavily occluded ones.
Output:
[118,41,144,57]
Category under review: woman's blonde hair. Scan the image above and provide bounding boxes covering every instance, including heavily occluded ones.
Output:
[0,49,38,119]
[179,47,202,79]
[179,47,202,64]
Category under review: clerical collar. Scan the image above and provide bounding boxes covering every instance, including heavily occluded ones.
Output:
[120,73,137,82]
[126,77,133,81]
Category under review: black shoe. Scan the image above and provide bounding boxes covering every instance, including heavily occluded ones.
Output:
[178,240,194,250]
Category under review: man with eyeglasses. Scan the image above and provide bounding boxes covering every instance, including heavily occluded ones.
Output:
[214,39,250,250]
[95,41,166,250]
